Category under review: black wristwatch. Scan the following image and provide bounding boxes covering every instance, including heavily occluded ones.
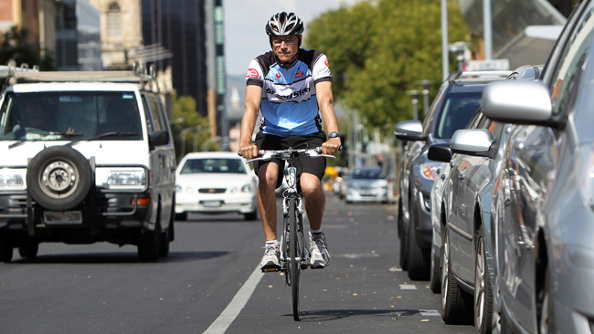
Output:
[328,131,340,139]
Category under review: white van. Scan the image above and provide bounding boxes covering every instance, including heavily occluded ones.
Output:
[0,63,176,262]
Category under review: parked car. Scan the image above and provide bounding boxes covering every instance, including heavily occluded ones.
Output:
[394,70,511,280]
[481,2,594,333]
[339,170,352,200]
[0,63,176,262]
[429,66,542,330]
[345,168,389,203]
[175,152,258,221]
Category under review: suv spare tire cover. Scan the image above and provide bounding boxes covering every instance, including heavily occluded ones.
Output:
[27,146,93,211]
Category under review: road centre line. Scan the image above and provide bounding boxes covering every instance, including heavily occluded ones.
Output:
[203,266,263,334]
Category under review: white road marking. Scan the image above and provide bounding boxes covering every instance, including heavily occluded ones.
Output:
[419,309,441,316]
[399,284,417,290]
[203,266,263,334]
[335,253,380,259]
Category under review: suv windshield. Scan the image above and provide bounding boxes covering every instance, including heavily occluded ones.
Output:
[0,91,143,141]
[436,91,482,138]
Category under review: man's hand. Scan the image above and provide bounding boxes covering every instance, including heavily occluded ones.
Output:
[322,137,341,155]
[239,143,259,159]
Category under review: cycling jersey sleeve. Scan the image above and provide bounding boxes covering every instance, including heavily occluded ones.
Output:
[312,54,332,85]
[246,59,264,87]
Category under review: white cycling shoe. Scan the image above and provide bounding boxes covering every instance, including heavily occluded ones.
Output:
[309,232,330,269]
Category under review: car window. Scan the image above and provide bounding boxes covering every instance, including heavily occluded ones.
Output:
[549,3,594,116]
[0,91,142,141]
[435,92,482,139]
[141,95,154,133]
[180,158,247,174]
[147,97,163,131]
[351,169,385,180]
[422,84,447,134]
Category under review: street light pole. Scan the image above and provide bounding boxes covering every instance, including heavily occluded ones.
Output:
[406,90,421,120]
[441,0,449,81]
[417,80,432,119]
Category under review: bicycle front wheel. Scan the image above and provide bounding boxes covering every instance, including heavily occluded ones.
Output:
[289,197,301,321]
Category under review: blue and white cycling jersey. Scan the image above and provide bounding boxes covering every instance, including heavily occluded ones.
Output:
[245,49,332,137]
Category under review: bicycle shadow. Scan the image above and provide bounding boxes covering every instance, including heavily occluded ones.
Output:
[284,308,423,322]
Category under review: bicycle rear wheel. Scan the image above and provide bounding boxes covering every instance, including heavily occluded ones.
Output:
[289,197,301,321]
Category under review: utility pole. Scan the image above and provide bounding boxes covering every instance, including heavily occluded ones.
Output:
[214,0,228,151]
[483,0,493,60]
[441,0,449,81]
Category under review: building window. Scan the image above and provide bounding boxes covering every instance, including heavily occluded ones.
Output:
[107,2,122,37]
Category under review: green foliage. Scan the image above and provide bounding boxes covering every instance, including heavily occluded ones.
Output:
[171,95,215,159]
[0,26,56,70]
[305,0,470,134]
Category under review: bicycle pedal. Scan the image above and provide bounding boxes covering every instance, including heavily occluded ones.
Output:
[261,267,281,273]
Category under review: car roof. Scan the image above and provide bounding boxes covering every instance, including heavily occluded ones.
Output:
[181,152,245,160]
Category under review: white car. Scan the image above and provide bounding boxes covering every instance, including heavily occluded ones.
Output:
[175,152,258,221]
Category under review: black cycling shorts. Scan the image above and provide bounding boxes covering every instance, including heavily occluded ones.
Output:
[254,131,327,189]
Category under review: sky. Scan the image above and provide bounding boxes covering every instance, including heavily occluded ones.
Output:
[224,0,366,76]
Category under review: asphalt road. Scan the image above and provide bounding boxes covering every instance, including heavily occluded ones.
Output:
[0,192,475,334]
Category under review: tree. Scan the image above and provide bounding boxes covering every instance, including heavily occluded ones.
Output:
[305,0,470,134]
[0,26,55,70]
[171,95,215,160]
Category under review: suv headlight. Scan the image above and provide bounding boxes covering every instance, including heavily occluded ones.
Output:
[96,167,147,191]
[0,169,27,191]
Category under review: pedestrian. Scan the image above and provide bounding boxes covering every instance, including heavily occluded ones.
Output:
[239,12,341,271]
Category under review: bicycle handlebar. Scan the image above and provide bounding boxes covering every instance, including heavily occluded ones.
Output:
[239,147,336,163]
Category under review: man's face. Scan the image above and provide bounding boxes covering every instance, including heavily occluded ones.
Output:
[271,35,299,62]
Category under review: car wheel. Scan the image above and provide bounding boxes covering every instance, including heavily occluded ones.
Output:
[138,224,161,262]
[399,214,409,271]
[441,224,473,324]
[474,228,493,334]
[0,234,13,263]
[407,220,430,280]
[26,146,93,211]
[538,268,556,334]
[429,242,441,293]
[244,209,258,221]
[175,212,187,221]
[18,242,39,259]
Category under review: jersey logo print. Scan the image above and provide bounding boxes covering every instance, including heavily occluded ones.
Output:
[276,73,281,78]
[247,68,259,78]
[295,71,303,79]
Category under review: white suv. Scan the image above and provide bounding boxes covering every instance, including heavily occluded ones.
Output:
[0,63,176,262]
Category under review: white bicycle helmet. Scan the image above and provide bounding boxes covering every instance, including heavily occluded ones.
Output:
[265,12,304,37]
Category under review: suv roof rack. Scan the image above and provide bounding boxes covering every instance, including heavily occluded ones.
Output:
[446,70,513,82]
[1,60,160,93]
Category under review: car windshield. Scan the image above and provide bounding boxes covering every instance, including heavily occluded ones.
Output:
[180,158,247,174]
[436,92,482,138]
[352,168,385,180]
[0,91,143,141]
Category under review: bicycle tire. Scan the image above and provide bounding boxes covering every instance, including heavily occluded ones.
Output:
[289,197,301,321]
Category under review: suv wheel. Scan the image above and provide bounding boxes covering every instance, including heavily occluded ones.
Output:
[138,224,161,262]
[0,234,13,263]
[18,242,39,259]
[27,146,93,211]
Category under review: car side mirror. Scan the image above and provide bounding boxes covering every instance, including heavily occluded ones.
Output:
[149,130,169,148]
[450,129,494,157]
[394,120,426,141]
[428,143,452,162]
[482,81,552,125]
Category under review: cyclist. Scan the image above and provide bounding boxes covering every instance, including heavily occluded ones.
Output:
[239,12,341,271]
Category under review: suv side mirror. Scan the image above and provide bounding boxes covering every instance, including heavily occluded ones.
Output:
[149,130,169,148]
[428,143,452,162]
[450,129,494,157]
[394,120,426,141]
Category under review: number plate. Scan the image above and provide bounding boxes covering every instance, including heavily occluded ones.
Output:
[202,200,222,208]
[44,211,83,225]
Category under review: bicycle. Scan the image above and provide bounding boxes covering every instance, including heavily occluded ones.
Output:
[245,147,335,321]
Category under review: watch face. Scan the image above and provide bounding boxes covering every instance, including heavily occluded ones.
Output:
[329,132,339,138]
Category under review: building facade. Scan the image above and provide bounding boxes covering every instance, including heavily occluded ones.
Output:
[88,0,143,70]
[141,0,208,118]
